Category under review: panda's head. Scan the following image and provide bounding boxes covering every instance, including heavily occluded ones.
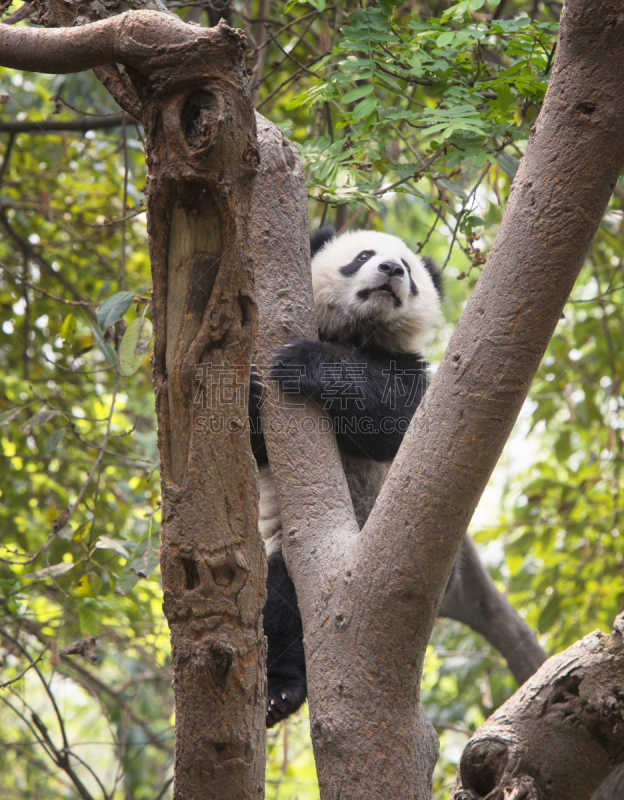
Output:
[310,228,443,353]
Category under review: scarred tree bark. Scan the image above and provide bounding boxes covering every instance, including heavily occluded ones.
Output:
[0,12,267,799]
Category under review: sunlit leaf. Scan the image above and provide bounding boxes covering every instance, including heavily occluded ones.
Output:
[119,316,153,377]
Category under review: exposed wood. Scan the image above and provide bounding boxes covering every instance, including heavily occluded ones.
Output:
[0,11,267,799]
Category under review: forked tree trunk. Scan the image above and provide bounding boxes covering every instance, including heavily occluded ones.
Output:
[256,2,624,797]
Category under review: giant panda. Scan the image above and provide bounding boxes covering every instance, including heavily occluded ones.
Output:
[249,227,444,726]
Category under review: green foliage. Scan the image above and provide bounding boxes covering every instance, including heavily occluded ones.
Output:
[0,65,170,798]
[285,0,556,224]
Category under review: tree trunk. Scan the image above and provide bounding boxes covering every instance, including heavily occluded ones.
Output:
[0,12,268,799]
[263,2,624,797]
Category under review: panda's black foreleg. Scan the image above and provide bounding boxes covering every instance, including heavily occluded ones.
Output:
[264,550,307,727]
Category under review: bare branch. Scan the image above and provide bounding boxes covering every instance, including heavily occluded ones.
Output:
[0,113,132,132]
[439,536,546,685]
[0,10,204,75]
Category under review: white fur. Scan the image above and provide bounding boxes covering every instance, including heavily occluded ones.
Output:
[258,464,282,557]
[312,230,441,353]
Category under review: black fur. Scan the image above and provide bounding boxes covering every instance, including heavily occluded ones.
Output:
[254,229,441,726]
[270,339,427,461]
[421,255,444,298]
[264,552,307,726]
[249,368,268,466]
[310,226,336,257]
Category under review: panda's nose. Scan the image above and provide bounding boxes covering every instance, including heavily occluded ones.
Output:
[379,261,404,277]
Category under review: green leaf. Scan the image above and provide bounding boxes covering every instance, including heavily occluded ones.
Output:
[497,83,512,112]
[352,96,377,119]
[115,564,140,595]
[90,323,118,367]
[494,152,521,178]
[44,428,66,455]
[0,407,24,427]
[119,317,153,376]
[20,409,61,435]
[342,84,374,104]
[61,313,76,343]
[438,178,467,199]
[436,31,455,47]
[97,291,134,330]
[465,215,485,227]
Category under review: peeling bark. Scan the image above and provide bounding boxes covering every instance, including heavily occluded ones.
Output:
[451,615,624,800]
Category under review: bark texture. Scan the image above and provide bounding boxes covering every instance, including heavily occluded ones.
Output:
[0,11,267,799]
[451,615,624,800]
[32,0,174,119]
[146,26,264,800]
[439,536,546,685]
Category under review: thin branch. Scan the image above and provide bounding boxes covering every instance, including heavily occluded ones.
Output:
[0,131,14,183]
[0,642,49,688]
[0,264,97,306]
[0,113,131,133]
[1,2,34,24]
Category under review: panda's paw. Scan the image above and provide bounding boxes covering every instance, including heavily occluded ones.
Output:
[266,683,307,727]
[249,366,266,407]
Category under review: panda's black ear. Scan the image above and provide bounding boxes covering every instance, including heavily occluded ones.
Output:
[421,255,444,299]
[310,227,336,258]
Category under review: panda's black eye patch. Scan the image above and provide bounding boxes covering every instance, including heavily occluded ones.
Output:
[340,250,375,277]
[401,258,411,272]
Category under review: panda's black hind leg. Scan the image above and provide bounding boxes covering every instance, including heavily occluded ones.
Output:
[264,550,307,727]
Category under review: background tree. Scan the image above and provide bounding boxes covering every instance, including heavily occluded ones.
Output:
[0,0,623,798]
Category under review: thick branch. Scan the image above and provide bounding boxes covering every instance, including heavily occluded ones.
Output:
[439,536,546,685]
[0,10,202,74]
[367,0,624,648]
[451,615,624,800]
[250,114,357,557]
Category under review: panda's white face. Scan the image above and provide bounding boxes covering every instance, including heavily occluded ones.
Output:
[311,230,442,353]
